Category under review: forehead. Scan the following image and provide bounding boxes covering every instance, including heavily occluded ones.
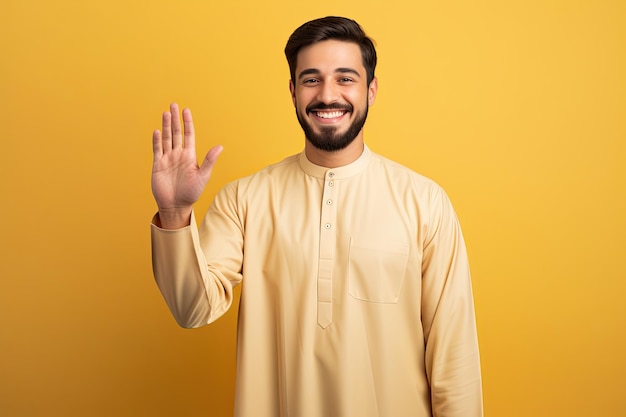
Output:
[296,40,364,73]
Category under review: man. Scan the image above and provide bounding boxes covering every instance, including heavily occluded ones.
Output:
[151,16,483,417]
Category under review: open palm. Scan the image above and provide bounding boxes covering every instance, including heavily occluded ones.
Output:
[151,103,222,227]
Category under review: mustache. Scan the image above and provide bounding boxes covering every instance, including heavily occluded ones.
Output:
[306,102,353,114]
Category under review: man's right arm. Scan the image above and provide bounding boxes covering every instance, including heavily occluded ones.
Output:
[150,103,237,327]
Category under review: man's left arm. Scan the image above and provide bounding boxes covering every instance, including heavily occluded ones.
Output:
[421,186,483,417]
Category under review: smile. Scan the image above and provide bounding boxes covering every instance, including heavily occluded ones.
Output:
[315,111,346,119]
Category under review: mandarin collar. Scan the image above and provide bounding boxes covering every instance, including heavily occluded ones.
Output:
[298,145,371,179]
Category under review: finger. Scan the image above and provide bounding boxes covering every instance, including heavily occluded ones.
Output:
[182,108,195,149]
[152,129,163,161]
[198,145,224,182]
[161,111,172,152]
[170,103,182,148]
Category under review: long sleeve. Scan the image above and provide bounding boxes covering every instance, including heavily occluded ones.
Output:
[421,186,483,416]
[150,182,244,328]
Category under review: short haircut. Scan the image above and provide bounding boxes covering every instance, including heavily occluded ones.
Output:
[284,16,377,85]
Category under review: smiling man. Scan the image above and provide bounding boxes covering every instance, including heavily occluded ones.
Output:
[150,16,483,417]
[290,39,376,160]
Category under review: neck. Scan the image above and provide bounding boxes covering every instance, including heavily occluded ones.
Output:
[304,136,365,168]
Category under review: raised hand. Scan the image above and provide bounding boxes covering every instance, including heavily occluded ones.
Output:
[151,103,222,229]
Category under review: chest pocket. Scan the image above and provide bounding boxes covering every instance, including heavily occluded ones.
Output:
[348,238,410,303]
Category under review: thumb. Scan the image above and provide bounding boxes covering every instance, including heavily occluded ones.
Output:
[198,145,223,181]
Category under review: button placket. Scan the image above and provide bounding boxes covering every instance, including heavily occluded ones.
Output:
[317,171,337,328]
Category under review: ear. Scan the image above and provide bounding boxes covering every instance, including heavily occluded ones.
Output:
[368,77,378,106]
[289,79,296,106]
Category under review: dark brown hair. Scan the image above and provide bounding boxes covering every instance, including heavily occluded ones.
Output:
[284,16,377,85]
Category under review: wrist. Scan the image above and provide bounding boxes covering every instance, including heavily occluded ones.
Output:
[156,207,193,229]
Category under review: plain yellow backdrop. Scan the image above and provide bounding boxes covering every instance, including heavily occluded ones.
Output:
[1,0,624,416]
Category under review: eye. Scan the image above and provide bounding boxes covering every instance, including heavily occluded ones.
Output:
[302,78,319,85]
[339,77,355,83]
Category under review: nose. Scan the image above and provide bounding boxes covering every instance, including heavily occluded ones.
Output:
[317,81,340,105]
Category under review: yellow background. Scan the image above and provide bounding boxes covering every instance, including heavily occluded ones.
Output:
[1,0,624,415]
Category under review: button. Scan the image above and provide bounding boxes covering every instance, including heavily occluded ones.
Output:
[328,180,334,187]
[326,199,333,205]
[328,172,335,178]
[324,223,332,229]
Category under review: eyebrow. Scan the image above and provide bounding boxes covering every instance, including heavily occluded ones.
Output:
[297,67,361,80]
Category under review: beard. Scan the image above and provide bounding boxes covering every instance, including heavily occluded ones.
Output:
[296,101,369,152]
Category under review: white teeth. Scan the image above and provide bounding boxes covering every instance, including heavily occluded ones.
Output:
[316,111,344,119]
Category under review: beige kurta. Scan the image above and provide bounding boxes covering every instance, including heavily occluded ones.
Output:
[151,146,483,417]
